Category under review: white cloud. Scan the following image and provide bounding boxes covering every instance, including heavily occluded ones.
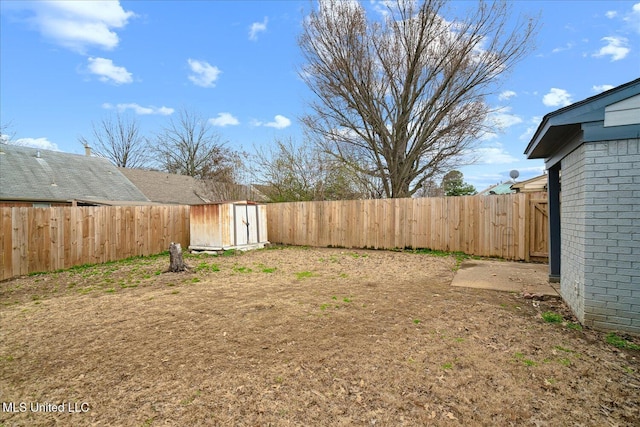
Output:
[265,115,291,129]
[480,107,522,141]
[492,109,523,129]
[543,88,573,107]
[475,143,519,165]
[593,36,630,61]
[187,59,221,88]
[605,11,618,19]
[551,42,574,54]
[624,3,640,33]
[13,137,59,151]
[519,126,537,142]
[519,116,542,141]
[20,1,134,53]
[592,84,615,93]
[102,103,174,115]
[498,90,516,101]
[209,112,240,127]
[87,57,132,84]
[249,17,268,41]
[253,115,292,129]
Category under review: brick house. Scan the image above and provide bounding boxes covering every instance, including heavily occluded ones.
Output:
[525,78,640,334]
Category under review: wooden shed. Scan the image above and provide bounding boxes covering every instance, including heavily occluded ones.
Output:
[189,201,269,252]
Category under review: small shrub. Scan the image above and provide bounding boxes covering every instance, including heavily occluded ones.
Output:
[296,271,314,279]
[554,345,575,353]
[558,358,571,366]
[566,321,582,330]
[606,333,640,351]
[196,262,220,273]
[542,311,563,323]
[514,352,536,367]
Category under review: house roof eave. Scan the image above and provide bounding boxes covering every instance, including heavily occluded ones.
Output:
[524,78,640,160]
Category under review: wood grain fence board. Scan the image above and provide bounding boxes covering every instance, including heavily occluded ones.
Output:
[1,209,11,280]
[13,208,29,277]
[264,194,549,261]
[0,205,191,281]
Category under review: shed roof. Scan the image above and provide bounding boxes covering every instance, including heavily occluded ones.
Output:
[525,78,640,160]
[0,144,150,204]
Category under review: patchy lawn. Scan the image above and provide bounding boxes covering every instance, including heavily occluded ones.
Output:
[1,246,638,426]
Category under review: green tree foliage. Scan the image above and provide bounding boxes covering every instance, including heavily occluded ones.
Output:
[442,170,476,196]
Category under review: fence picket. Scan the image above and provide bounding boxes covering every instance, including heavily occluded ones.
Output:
[0,195,548,282]
[265,193,547,261]
[0,205,191,281]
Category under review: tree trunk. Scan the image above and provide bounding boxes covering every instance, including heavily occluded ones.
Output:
[169,242,187,272]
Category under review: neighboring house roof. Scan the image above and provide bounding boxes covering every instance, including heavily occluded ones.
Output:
[510,174,547,193]
[525,78,640,162]
[478,182,515,196]
[120,168,269,204]
[0,144,150,204]
[119,168,210,205]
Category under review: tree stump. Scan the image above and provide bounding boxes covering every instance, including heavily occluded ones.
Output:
[169,242,188,272]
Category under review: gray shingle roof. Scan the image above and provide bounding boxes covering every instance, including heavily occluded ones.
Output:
[118,168,210,205]
[0,144,150,204]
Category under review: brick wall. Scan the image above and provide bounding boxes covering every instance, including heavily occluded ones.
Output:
[560,144,586,323]
[580,138,640,333]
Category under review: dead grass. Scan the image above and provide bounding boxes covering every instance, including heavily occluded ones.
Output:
[1,246,639,426]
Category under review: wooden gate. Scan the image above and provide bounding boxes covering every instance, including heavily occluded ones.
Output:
[528,197,549,260]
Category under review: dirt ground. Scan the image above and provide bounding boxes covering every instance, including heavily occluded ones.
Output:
[1,246,639,426]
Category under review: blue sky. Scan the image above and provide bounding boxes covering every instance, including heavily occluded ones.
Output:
[1,0,639,192]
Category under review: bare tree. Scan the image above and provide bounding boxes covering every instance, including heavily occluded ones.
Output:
[254,138,366,202]
[153,108,235,181]
[414,179,444,197]
[0,121,15,144]
[299,0,537,198]
[199,150,265,201]
[78,113,149,168]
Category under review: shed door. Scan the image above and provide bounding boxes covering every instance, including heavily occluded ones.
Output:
[234,204,258,246]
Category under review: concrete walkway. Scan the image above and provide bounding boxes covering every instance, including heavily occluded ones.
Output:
[451,259,560,297]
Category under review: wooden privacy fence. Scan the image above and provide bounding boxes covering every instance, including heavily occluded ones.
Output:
[0,205,190,281]
[266,192,548,261]
[0,194,548,281]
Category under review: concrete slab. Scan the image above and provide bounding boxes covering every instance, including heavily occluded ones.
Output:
[452,259,560,297]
